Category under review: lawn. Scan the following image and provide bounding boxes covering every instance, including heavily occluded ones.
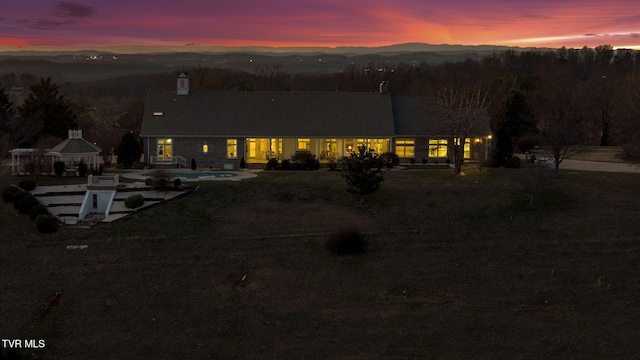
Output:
[1,165,640,359]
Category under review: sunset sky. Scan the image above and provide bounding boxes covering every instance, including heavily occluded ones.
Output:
[1,0,639,50]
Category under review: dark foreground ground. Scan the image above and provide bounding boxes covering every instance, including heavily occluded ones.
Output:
[1,165,639,359]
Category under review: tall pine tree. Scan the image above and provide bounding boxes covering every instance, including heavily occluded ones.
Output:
[18,77,77,144]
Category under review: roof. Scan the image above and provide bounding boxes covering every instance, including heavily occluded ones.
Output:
[49,137,102,155]
[141,91,396,138]
[392,97,492,137]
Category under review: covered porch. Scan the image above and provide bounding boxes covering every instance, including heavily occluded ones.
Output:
[244,137,392,164]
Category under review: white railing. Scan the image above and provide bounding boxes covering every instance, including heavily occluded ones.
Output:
[149,155,187,168]
[87,174,119,187]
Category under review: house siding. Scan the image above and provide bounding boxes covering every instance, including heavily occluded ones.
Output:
[144,136,245,169]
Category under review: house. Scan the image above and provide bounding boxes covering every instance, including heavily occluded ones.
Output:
[140,73,491,169]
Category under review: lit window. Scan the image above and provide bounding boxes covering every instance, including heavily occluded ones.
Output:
[429,139,448,158]
[153,112,163,116]
[297,138,311,150]
[368,139,389,155]
[395,138,415,157]
[227,139,237,159]
[202,144,208,153]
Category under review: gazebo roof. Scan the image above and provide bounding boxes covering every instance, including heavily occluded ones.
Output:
[49,130,101,155]
[49,138,101,155]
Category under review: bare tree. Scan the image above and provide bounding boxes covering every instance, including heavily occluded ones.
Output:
[537,69,585,176]
[438,85,488,174]
[23,148,50,180]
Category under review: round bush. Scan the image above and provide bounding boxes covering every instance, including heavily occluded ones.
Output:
[12,190,30,207]
[54,161,65,176]
[2,185,19,202]
[265,158,279,170]
[379,152,400,168]
[29,204,50,220]
[19,178,36,191]
[36,214,59,234]
[124,194,145,209]
[325,229,367,255]
[173,178,182,187]
[16,195,40,214]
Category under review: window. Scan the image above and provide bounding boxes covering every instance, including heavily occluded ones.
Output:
[202,144,208,153]
[297,138,311,150]
[227,139,237,159]
[395,139,414,157]
[453,138,471,159]
[320,139,338,159]
[429,139,447,158]
[368,139,390,155]
[157,138,172,161]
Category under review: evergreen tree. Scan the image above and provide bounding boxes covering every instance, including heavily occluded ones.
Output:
[18,77,77,143]
[341,146,385,202]
[0,86,15,134]
[117,132,142,168]
[490,89,535,166]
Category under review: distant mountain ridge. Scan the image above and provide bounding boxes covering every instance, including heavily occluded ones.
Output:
[0,42,533,56]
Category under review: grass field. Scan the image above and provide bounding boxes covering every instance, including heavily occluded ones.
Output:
[2,165,640,359]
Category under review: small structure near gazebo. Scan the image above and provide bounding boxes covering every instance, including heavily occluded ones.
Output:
[48,129,102,175]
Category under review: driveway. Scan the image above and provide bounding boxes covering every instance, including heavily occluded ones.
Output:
[559,159,640,173]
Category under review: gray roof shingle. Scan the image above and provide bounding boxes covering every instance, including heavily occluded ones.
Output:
[141,91,396,138]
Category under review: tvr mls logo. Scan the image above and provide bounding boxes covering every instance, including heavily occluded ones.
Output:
[2,339,46,349]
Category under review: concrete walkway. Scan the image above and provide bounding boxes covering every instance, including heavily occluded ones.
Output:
[558,159,640,173]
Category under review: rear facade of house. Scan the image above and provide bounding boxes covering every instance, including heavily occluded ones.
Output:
[140,74,492,169]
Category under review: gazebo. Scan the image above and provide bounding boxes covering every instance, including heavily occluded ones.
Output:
[48,129,102,172]
[9,130,102,176]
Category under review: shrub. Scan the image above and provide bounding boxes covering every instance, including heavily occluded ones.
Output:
[173,178,182,187]
[18,178,36,191]
[379,152,399,168]
[124,194,145,209]
[16,195,40,214]
[29,204,50,220]
[240,157,246,169]
[54,161,65,177]
[149,169,171,191]
[409,158,416,164]
[483,157,501,168]
[2,185,19,202]
[422,158,428,164]
[291,152,319,170]
[325,229,367,255]
[623,141,640,160]
[265,158,279,170]
[281,159,290,169]
[328,157,338,171]
[78,160,88,177]
[12,190,30,207]
[505,156,521,168]
[36,214,59,234]
[191,158,197,170]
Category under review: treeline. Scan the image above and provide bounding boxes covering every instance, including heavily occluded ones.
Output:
[1,45,640,162]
